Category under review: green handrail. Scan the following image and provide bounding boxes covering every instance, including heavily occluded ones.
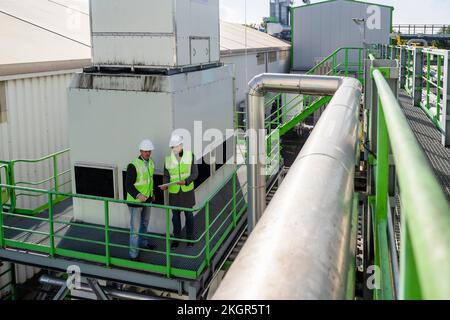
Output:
[373,69,450,300]
[374,44,448,136]
[306,47,364,77]
[0,164,9,204]
[0,166,248,279]
[7,148,71,214]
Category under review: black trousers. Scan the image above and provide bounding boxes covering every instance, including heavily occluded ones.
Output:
[172,210,194,240]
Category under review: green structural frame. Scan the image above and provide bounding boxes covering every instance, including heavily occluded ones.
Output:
[1,149,71,215]
[371,68,450,300]
[0,164,248,281]
[375,44,447,135]
[263,46,364,134]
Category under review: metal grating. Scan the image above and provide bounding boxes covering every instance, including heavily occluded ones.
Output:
[398,91,450,202]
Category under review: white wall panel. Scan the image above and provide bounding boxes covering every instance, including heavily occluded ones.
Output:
[0,72,73,210]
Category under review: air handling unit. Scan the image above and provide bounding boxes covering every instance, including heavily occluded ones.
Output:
[68,0,237,231]
[90,0,220,68]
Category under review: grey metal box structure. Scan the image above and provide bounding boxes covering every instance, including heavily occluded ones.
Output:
[68,66,235,230]
[291,0,393,70]
[90,0,220,68]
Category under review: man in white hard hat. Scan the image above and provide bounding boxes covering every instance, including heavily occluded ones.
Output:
[160,135,198,248]
[125,139,156,260]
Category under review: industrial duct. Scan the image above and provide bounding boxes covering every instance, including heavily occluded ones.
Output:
[214,74,362,299]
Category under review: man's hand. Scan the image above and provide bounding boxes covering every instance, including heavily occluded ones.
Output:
[160,185,168,191]
[177,180,186,186]
[137,194,148,202]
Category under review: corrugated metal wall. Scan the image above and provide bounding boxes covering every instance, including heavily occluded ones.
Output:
[0,72,75,298]
[293,0,392,70]
[0,72,73,210]
[222,50,291,106]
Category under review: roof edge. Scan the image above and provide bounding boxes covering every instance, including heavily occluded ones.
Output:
[292,0,394,11]
[0,59,92,77]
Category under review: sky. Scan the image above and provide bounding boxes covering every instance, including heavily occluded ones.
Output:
[220,0,450,25]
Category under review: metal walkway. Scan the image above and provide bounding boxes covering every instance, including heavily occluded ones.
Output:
[399,90,450,201]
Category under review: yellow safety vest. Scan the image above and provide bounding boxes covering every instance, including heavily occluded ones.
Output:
[126,158,155,203]
[165,151,194,194]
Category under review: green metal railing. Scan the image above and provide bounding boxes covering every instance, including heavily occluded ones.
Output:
[0,164,10,205]
[0,263,16,300]
[233,47,365,183]
[234,47,365,178]
[2,149,71,215]
[267,47,364,128]
[393,24,450,36]
[371,68,450,300]
[373,44,449,138]
[420,48,445,130]
[0,166,247,280]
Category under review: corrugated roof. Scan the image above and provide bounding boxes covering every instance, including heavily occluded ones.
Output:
[0,0,290,75]
[220,21,290,55]
[292,0,394,11]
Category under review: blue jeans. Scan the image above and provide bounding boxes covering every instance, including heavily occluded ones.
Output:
[129,206,151,259]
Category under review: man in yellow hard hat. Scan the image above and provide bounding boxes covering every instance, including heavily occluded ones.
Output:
[125,139,156,260]
[160,135,198,248]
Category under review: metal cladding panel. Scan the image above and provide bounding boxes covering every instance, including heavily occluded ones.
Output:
[68,66,235,229]
[293,0,392,70]
[92,36,176,67]
[175,0,221,66]
[221,50,290,106]
[68,81,174,228]
[90,0,220,67]
[68,87,173,175]
[172,66,234,141]
[90,0,174,33]
[0,73,73,210]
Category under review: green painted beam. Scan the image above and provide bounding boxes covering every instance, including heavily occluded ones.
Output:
[373,69,450,300]
[279,96,332,136]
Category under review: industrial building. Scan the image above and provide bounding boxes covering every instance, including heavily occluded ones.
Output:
[0,0,289,298]
[0,0,449,302]
[291,0,393,70]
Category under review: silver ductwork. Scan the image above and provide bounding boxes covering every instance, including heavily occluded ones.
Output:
[214,74,361,299]
[246,74,359,230]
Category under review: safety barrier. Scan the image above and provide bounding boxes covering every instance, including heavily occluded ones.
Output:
[1,149,72,215]
[373,44,450,146]
[0,166,247,280]
[367,60,450,299]
[393,24,450,36]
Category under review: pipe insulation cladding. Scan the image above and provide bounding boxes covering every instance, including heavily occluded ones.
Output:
[214,74,362,299]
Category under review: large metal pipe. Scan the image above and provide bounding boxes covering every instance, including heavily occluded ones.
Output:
[39,275,163,300]
[214,74,361,299]
[246,73,356,230]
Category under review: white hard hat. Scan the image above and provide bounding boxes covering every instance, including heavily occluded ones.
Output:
[139,139,154,151]
[169,135,184,148]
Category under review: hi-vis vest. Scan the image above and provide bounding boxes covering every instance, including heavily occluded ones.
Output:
[126,158,155,203]
[165,151,194,194]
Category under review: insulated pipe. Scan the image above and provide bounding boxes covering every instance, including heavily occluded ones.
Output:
[214,74,362,299]
[246,73,355,231]
[39,275,163,300]
[407,39,428,47]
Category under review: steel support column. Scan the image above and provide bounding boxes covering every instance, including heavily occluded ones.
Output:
[442,51,450,146]
[399,47,407,89]
[412,48,424,106]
